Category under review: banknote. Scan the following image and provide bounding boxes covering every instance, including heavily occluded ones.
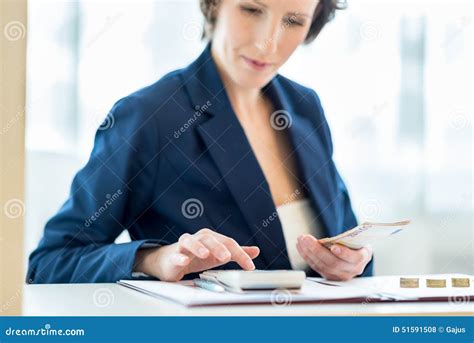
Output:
[319,220,410,249]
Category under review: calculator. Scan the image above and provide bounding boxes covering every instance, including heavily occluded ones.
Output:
[199,269,306,290]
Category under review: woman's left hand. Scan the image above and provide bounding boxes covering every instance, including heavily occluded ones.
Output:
[296,234,373,281]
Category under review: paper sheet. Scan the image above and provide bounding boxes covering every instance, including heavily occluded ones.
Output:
[118,279,376,307]
[308,273,474,300]
[119,273,474,307]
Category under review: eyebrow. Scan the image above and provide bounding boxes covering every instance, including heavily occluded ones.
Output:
[287,12,312,19]
[252,0,312,19]
[253,0,268,7]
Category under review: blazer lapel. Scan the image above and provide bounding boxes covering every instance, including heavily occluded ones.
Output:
[181,44,290,268]
[197,114,292,268]
[263,79,338,236]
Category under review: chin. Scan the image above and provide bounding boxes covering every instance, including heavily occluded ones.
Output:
[233,71,275,90]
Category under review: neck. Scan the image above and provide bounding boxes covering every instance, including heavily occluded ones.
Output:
[211,44,266,116]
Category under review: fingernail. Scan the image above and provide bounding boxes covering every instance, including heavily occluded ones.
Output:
[246,260,255,270]
[219,251,230,260]
[198,247,208,257]
[331,246,341,254]
[179,256,188,264]
[363,248,371,260]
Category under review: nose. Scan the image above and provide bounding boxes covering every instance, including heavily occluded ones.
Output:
[255,18,281,55]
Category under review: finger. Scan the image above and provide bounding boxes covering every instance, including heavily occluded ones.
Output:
[296,240,326,273]
[178,233,210,258]
[207,231,258,269]
[170,252,191,267]
[325,271,354,282]
[296,239,327,272]
[298,235,342,266]
[363,245,373,262]
[298,235,353,273]
[199,235,232,263]
[242,246,260,259]
[222,240,255,270]
[198,230,248,265]
[330,244,367,264]
[211,230,259,258]
[296,241,315,267]
[297,242,353,281]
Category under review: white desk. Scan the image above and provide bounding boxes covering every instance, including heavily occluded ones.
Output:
[23,283,473,316]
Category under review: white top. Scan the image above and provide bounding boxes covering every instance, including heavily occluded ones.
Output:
[276,198,324,270]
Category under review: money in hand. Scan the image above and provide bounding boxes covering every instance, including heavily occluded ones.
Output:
[318,220,410,249]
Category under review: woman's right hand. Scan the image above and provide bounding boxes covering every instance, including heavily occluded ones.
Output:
[134,228,260,282]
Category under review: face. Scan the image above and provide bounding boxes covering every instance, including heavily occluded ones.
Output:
[211,0,319,90]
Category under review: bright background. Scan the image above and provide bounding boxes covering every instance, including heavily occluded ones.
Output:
[25,0,473,276]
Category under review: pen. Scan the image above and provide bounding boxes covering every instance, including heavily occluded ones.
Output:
[313,280,341,287]
[193,278,226,293]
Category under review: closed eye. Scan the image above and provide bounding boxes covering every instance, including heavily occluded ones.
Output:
[240,5,263,16]
[285,16,305,27]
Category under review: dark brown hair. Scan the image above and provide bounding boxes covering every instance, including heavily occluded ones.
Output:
[199,0,347,44]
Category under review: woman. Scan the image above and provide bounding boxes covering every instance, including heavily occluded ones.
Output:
[27,0,373,283]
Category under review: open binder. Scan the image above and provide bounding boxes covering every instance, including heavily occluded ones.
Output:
[118,273,473,307]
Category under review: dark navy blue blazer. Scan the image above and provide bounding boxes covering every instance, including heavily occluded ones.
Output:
[27,43,373,283]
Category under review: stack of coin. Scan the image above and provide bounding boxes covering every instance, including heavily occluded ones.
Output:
[400,277,419,288]
[452,278,470,288]
[426,279,446,288]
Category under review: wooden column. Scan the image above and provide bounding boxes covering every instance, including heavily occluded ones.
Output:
[0,0,27,316]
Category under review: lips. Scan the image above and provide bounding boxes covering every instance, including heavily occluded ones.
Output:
[242,56,271,71]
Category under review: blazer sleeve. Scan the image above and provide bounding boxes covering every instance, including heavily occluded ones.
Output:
[310,90,374,277]
[27,96,171,284]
